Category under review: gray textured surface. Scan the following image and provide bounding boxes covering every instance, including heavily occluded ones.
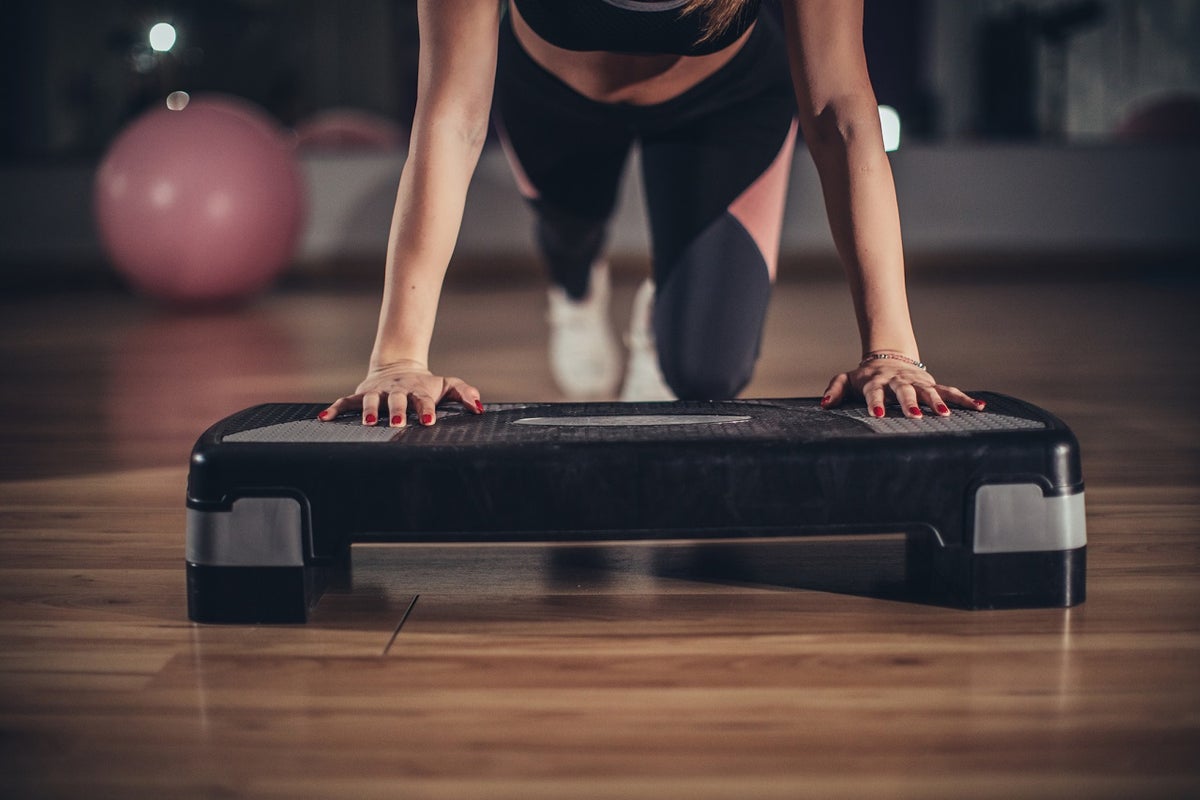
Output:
[512,414,751,428]
[827,407,1045,434]
[224,419,399,443]
[216,398,1046,444]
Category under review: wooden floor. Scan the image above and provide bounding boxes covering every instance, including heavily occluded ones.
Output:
[1,272,1198,798]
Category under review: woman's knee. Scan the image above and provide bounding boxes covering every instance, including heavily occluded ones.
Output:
[650,214,773,401]
[657,351,755,401]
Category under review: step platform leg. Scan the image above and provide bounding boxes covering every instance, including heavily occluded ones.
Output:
[907,483,1087,608]
[185,496,346,623]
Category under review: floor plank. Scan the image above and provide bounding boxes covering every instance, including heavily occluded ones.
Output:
[1,276,1198,798]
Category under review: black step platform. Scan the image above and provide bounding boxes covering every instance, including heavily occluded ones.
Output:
[186,393,1086,623]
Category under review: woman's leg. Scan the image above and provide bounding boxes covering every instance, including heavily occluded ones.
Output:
[640,120,796,400]
[493,17,634,300]
[636,13,798,401]
[492,17,638,397]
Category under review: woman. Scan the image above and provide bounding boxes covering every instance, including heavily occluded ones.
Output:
[318,0,983,427]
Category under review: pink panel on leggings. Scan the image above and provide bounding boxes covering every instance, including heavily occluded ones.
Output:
[726,118,797,281]
[495,123,541,200]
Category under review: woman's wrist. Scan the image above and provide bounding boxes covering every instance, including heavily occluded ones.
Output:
[855,309,918,362]
[369,350,429,373]
[860,351,925,371]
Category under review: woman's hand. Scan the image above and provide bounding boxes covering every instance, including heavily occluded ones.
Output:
[819,355,984,418]
[317,359,484,427]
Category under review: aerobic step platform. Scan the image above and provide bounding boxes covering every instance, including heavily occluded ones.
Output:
[186,393,1086,623]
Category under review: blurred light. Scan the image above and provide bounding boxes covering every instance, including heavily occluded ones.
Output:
[131,49,156,74]
[149,22,177,53]
[166,91,191,111]
[879,105,901,152]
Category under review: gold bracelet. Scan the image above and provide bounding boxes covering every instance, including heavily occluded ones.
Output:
[860,352,926,371]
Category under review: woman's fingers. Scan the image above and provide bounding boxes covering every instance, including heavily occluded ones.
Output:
[317,395,358,422]
[824,364,978,419]
[317,400,341,422]
[410,391,438,427]
[863,381,888,418]
[919,386,951,416]
[412,377,484,426]
[318,375,486,428]
[361,392,381,426]
[386,392,409,428]
[891,381,925,418]
[820,373,849,408]
[442,377,485,415]
[938,385,986,412]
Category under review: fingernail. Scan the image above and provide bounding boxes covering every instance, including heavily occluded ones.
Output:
[421,414,434,426]
[873,406,885,418]
[365,414,377,425]
[974,400,987,409]
[937,403,949,414]
[820,396,831,406]
[475,400,484,413]
[317,411,329,421]
[909,406,923,417]
[391,415,403,426]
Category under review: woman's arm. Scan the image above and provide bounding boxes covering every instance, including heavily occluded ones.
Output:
[321,0,500,427]
[780,0,980,417]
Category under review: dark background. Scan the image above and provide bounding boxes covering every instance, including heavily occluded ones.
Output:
[4,0,1197,164]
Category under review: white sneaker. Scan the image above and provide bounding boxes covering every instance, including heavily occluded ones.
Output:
[620,279,676,402]
[547,261,622,399]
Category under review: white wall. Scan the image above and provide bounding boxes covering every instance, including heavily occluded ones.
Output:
[2,143,1197,282]
[301,143,1200,266]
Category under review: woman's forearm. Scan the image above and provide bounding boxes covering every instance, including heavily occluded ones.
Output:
[370,118,488,368]
[779,0,918,361]
[366,0,499,371]
[805,100,919,360]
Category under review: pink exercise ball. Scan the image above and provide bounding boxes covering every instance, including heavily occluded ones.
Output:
[94,94,306,305]
[294,108,406,151]
[1115,93,1200,144]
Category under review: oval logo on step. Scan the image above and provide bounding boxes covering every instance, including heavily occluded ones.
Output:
[512,415,751,427]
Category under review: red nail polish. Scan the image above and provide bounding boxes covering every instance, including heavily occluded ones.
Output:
[365,414,377,425]
[873,406,885,418]
[909,406,922,416]
[391,415,403,426]
[475,400,484,413]
[974,400,987,409]
[820,396,831,406]
[937,404,949,414]
[317,411,329,420]
[421,414,433,426]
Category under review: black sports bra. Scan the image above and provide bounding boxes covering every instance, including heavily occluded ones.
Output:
[510,0,761,56]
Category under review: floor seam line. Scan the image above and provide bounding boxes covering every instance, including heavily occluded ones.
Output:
[381,594,419,656]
